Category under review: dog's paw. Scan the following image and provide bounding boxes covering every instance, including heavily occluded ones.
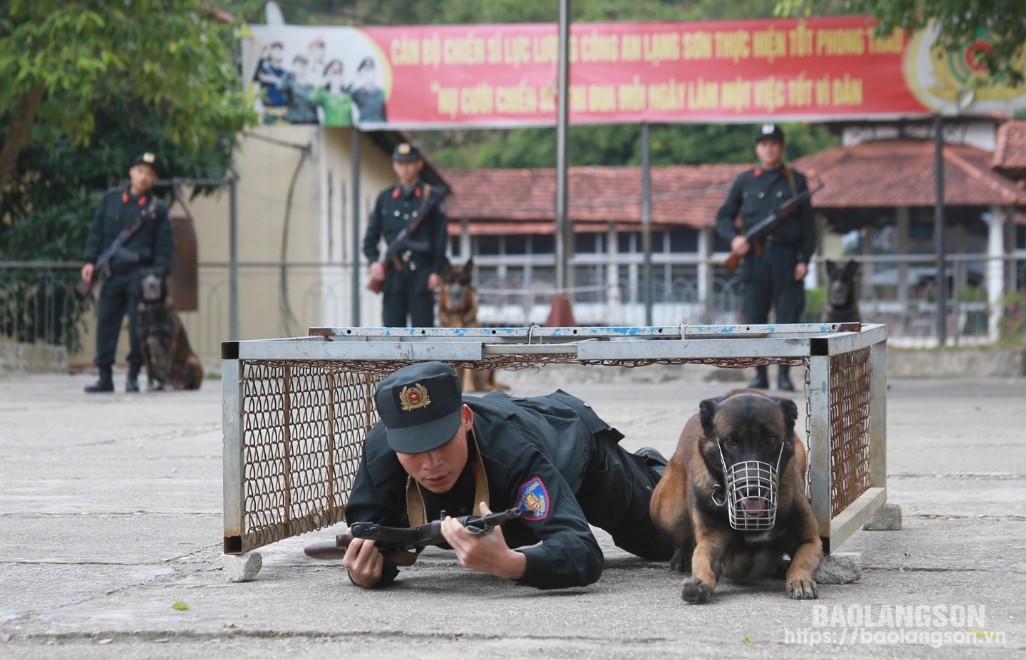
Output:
[669,551,692,573]
[681,577,713,604]
[786,578,819,599]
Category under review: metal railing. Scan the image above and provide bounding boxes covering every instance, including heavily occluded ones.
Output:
[3,252,1025,367]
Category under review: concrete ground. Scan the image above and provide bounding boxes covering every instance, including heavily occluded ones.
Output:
[0,365,1023,659]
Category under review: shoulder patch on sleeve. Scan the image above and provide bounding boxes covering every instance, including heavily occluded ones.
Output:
[516,476,550,521]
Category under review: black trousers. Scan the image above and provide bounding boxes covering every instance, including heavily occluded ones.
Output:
[381,265,435,327]
[741,244,805,324]
[577,432,674,561]
[94,270,143,368]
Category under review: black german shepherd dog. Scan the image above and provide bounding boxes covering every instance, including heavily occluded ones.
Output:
[824,259,861,323]
[136,268,204,391]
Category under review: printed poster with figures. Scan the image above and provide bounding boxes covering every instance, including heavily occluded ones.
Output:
[240,16,1026,129]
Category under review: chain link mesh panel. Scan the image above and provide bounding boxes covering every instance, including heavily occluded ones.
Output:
[239,361,380,551]
[827,347,873,517]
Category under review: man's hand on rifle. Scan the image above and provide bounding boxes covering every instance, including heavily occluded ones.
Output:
[368,261,386,284]
[794,262,808,282]
[343,533,385,588]
[730,235,751,257]
[440,502,527,581]
[81,263,95,283]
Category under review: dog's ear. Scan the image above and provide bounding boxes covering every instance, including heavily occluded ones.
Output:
[699,396,725,438]
[844,259,859,277]
[440,257,451,276]
[464,256,473,272]
[773,397,799,439]
[826,260,837,277]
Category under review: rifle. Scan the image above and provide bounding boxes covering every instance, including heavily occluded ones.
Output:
[723,181,823,274]
[75,196,159,299]
[367,184,448,294]
[303,506,523,560]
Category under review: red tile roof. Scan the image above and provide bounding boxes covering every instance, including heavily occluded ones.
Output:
[992,119,1026,175]
[443,138,1026,235]
[793,138,1026,208]
[443,164,745,234]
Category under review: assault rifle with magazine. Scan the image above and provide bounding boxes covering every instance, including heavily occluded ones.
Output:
[366,184,448,294]
[75,196,159,299]
[303,506,523,560]
[723,181,823,274]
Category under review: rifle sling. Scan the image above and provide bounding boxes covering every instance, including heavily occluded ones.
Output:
[398,427,489,567]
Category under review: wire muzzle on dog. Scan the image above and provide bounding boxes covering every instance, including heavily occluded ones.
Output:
[715,443,784,532]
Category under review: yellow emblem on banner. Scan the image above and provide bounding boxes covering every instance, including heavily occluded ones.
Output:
[399,383,431,411]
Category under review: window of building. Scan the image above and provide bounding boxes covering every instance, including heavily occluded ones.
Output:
[476,235,501,256]
[532,234,554,254]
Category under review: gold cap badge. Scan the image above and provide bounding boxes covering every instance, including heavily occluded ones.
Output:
[399,383,431,411]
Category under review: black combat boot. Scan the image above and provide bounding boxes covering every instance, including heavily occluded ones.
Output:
[84,365,114,393]
[778,365,795,392]
[126,365,141,393]
[747,365,769,389]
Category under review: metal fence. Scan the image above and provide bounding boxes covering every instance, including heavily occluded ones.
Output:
[0,262,87,354]
[3,253,1025,366]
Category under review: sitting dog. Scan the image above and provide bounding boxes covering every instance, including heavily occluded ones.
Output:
[437,257,507,392]
[136,268,203,391]
[649,389,822,603]
[824,259,861,323]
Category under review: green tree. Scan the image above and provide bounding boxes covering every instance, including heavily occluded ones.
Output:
[0,1,255,256]
[776,0,1026,84]
[0,1,254,190]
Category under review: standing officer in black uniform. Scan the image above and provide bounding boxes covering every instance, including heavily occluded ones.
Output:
[362,142,448,327]
[716,124,816,391]
[81,152,174,393]
[343,361,673,590]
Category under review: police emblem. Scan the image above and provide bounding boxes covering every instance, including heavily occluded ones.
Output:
[516,476,550,521]
[399,383,431,411]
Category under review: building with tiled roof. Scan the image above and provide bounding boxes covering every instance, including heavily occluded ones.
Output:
[443,164,745,234]
[440,119,1026,334]
[794,138,1026,223]
[992,119,1026,179]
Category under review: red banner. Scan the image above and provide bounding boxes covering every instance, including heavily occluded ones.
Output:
[241,17,1026,128]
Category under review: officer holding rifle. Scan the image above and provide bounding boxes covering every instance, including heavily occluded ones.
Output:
[362,142,448,327]
[715,124,816,391]
[341,361,674,589]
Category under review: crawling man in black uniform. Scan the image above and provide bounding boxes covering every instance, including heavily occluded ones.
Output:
[343,361,673,590]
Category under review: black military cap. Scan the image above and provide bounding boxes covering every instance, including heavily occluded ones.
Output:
[391,142,421,161]
[755,123,785,144]
[130,152,161,176]
[374,362,463,454]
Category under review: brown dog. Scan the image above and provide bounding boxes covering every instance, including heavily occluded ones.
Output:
[649,389,822,603]
[437,257,507,392]
[136,269,204,391]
